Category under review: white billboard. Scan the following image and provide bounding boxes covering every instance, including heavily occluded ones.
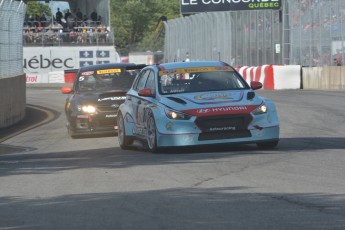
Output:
[24,46,120,83]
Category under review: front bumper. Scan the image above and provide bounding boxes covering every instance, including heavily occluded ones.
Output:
[157,125,279,147]
[69,114,118,135]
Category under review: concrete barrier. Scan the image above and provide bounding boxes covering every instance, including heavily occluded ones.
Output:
[302,66,345,89]
[0,74,26,128]
[236,65,301,90]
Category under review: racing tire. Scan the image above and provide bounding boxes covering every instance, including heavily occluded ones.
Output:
[117,113,133,149]
[146,113,160,153]
[257,140,279,150]
[67,120,77,139]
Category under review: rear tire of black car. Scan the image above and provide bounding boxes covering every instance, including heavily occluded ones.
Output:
[117,113,133,149]
[257,140,279,150]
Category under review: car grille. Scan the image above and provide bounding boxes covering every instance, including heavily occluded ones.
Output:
[195,114,252,141]
[97,105,119,113]
[95,119,116,127]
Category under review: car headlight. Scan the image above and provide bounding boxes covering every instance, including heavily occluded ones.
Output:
[252,102,267,115]
[77,105,96,114]
[165,108,191,120]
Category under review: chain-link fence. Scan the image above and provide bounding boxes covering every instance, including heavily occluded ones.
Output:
[164,0,345,67]
[284,0,345,66]
[0,0,26,78]
[164,9,282,66]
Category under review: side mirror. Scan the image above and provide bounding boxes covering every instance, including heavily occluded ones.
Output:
[250,81,263,90]
[61,86,73,94]
[138,88,155,97]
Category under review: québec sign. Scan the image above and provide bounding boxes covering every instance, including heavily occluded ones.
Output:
[180,0,281,14]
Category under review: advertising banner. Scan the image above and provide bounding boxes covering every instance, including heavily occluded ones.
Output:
[181,0,282,14]
[24,46,120,83]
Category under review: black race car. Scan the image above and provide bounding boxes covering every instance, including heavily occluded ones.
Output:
[61,63,146,137]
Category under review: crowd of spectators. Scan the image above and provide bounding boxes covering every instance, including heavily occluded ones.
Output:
[23,8,111,45]
[289,0,345,66]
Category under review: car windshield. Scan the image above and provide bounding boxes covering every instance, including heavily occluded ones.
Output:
[76,68,139,92]
[158,66,249,95]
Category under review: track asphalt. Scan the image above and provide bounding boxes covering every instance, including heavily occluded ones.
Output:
[0,104,58,143]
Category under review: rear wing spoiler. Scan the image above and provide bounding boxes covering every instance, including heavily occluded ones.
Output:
[126,64,147,70]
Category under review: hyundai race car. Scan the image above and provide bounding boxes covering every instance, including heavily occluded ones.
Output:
[117,61,280,152]
[61,63,146,137]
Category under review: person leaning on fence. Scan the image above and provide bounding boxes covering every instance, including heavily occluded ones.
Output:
[56,8,63,23]
[98,23,107,43]
[69,29,77,43]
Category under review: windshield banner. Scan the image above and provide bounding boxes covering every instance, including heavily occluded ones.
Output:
[180,0,281,14]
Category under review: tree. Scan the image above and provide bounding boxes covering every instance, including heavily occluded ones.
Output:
[26,1,52,18]
[110,0,180,55]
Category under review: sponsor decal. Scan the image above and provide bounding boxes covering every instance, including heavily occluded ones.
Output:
[149,105,158,109]
[159,66,233,76]
[184,105,258,116]
[209,127,236,131]
[98,96,126,101]
[80,61,93,67]
[254,129,265,137]
[180,0,281,14]
[184,135,195,143]
[81,71,94,76]
[96,50,110,58]
[24,55,74,69]
[133,126,146,136]
[96,61,110,64]
[110,104,120,108]
[97,69,121,74]
[77,115,89,119]
[79,51,94,58]
[166,122,173,131]
[26,75,38,83]
[197,108,211,114]
[194,92,233,100]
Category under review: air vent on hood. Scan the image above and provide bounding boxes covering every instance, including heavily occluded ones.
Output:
[167,97,187,105]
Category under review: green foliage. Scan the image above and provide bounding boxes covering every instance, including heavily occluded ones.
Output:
[110,0,180,55]
[26,2,52,18]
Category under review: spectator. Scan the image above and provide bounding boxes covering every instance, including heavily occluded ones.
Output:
[56,8,63,23]
[90,9,98,22]
[24,29,33,43]
[98,23,107,43]
[64,9,72,21]
[97,15,102,25]
[66,14,75,29]
[69,29,77,43]
[40,14,47,27]
[37,20,44,32]
[76,8,83,22]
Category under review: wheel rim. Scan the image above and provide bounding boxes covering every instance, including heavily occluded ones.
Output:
[118,115,124,145]
[147,117,156,150]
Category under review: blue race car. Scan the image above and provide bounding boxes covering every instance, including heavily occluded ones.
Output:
[117,61,279,153]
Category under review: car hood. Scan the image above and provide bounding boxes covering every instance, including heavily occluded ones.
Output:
[76,90,127,105]
[160,91,263,114]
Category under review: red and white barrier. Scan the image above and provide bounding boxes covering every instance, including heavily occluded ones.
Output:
[236,65,301,90]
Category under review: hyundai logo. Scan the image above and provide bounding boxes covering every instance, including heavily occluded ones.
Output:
[197,108,210,114]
